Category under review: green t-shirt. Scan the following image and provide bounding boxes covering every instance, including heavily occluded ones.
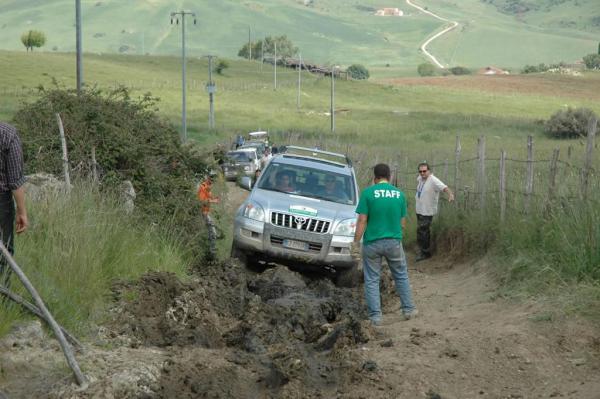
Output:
[355,181,407,244]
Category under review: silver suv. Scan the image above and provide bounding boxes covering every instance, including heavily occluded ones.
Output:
[231,146,360,285]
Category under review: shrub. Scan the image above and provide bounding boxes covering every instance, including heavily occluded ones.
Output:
[544,107,597,138]
[417,63,436,76]
[13,87,209,257]
[347,64,369,80]
[449,66,471,75]
[583,53,600,69]
[215,59,229,75]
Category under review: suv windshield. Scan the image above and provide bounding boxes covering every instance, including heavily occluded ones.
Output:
[258,161,356,205]
[226,151,252,163]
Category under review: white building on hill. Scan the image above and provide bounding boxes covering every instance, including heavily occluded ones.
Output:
[375,8,403,16]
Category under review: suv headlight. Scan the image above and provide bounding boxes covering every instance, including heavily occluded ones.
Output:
[333,218,356,236]
[243,202,265,222]
[244,165,251,171]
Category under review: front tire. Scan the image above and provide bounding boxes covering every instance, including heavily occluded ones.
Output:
[334,263,362,288]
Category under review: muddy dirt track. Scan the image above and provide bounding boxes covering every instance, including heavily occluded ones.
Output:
[1,184,599,398]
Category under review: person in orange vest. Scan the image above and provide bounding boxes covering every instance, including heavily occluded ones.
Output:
[197,171,219,260]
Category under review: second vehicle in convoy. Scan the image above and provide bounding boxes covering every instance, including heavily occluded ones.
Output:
[221,147,260,181]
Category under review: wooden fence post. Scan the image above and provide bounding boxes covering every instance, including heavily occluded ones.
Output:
[548,148,560,199]
[581,117,597,200]
[476,136,486,209]
[443,158,449,183]
[525,135,534,213]
[56,113,71,189]
[91,146,98,183]
[454,136,461,205]
[499,150,507,223]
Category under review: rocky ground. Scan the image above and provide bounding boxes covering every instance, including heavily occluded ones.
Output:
[1,183,599,398]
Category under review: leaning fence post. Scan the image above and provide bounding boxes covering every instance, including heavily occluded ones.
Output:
[56,113,71,189]
[581,117,597,200]
[0,242,87,386]
[454,136,461,206]
[476,136,486,210]
[499,150,507,223]
[443,158,449,183]
[525,135,534,213]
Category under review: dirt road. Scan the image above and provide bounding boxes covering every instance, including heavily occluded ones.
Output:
[1,182,598,398]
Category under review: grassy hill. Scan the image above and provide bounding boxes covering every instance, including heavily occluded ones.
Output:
[0,0,598,70]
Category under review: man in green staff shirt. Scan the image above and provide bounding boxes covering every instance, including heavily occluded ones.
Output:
[352,163,417,326]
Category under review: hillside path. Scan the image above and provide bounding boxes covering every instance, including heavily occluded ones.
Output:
[406,0,459,68]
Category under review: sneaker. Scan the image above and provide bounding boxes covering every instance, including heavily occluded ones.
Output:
[370,319,382,327]
[415,254,431,262]
[402,309,419,320]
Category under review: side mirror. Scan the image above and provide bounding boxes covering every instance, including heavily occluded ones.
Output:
[240,176,253,191]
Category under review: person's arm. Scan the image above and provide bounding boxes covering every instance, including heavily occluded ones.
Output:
[354,214,368,243]
[401,216,406,231]
[12,186,28,233]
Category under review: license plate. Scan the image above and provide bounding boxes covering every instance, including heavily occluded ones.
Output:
[283,239,308,251]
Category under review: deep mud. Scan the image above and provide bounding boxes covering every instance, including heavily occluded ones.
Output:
[104,262,377,398]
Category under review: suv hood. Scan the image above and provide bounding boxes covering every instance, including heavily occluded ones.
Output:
[250,188,356,222]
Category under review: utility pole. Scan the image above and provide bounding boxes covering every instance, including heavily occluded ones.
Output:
[206,55,216,129]
[330,65,336,132]
[274,41,277,90]
[297,54,302,110]
[75,0,83,93]
[248,27,252,60]
[171,10,196,143]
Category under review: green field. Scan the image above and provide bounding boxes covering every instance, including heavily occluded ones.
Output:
[2,49,600,160]
[0,0,598,70]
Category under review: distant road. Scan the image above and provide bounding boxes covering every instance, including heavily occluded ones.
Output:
[405,0,459,69]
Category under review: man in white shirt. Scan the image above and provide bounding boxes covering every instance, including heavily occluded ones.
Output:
[260,147,272,169]
[415,162,454,261]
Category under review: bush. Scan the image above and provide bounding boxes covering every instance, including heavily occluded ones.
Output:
[544,107,597,138]
[449,66,471,75]
[347,64,369,80]
[583,53,600,70]
[417,63,436,77]
[215,59,229,75]
[13,86,209,257]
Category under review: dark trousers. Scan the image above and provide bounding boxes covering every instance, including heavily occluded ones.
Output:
[416,214,433,256]
[0,191,15,287]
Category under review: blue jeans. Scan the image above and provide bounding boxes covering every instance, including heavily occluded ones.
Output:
[362,238,415,323]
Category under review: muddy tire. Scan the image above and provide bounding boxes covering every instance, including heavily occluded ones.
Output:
[335,264,362,288]
[230,244,265,272]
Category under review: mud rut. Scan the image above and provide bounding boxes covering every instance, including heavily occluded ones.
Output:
[0,184,599,398]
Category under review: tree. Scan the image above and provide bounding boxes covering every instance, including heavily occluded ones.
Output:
[238,35,298,61]
[417,63,435,76]
[214,60,229,75]
[347,64,369,80]
[449,66,471,75]
[21,30,46,52]
[583,53,600,69]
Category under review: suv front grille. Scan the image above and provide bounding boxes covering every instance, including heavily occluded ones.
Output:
[271,212,331,234]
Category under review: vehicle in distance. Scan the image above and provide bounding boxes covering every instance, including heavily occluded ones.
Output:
[231,146,360,286]
[221,148,259,181]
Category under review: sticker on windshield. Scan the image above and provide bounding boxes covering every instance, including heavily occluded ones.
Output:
[289,205,317,217]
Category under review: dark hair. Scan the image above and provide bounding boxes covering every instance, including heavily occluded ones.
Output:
[418,162,430,171]
[373,163,390,180]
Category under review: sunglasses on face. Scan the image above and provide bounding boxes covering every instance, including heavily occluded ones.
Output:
[419,170,428,174]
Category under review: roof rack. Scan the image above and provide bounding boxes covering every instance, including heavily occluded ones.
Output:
[280,145,352,167]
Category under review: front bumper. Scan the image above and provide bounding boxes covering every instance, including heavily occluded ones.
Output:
[233,215,356,269]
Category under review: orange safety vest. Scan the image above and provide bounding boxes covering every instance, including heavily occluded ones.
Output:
[197,180,213,215]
